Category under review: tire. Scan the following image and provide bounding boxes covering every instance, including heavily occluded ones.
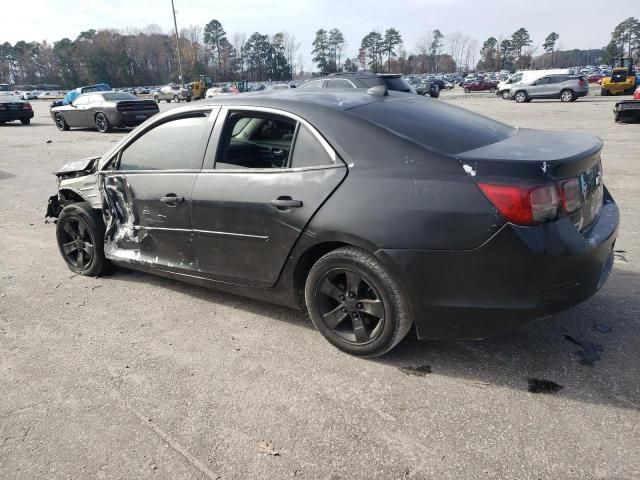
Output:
[501,90,510,100]
[305,246,413,357]
[153,95,160,103]
[54,112,70,131]
[464,87,470,93]
[514,91,528,103]
[165,99,171,103]
[56,202,109,276]
[560,89,575,102]
[95,112,112,133]
[21,118,30,125]
[489,87,496,93]
[173,95,179,103]
[186,97,191,102]
[600,88,609,96]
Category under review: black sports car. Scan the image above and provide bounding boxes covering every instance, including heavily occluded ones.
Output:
[0,94,34,125]
[46,90,619,357]
[50,92,159,133]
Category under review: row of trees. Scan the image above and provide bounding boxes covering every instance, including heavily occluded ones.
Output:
[1,17,638,87]
[0,19,300,87]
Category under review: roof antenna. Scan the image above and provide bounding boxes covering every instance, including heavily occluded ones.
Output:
[367,85,388,96]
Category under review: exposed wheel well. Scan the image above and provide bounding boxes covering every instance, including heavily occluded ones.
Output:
[59,189,86,206]
[293,241,351,308]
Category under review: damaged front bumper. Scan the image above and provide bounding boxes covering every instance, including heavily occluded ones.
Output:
[45,156,102,220]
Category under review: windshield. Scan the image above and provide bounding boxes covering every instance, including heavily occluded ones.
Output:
[383,77,412,92]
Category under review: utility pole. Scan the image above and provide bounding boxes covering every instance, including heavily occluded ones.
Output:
[171,0,184,85]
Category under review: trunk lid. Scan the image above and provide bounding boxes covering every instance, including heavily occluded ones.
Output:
[457,128,604,231]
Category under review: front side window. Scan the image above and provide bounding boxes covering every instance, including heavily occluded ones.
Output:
[216,112,296,169]
[118,114,209,171]
[72,95,89,106]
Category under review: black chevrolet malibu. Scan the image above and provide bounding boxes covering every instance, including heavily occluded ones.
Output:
[50,92,159,133]
[46,90,619,357]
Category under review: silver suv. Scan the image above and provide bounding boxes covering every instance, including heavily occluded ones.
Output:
[509,75,589,103]
[153,84,192,103]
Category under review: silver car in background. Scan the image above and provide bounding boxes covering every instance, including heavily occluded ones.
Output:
[153,84,192,103]
[509,75,589,103]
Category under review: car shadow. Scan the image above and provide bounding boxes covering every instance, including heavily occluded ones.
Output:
[106,263,639,411]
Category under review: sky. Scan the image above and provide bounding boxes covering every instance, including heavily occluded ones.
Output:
[3,0,626,69]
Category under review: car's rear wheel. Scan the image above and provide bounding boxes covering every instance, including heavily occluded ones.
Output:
[153,95,160,103]
[20,118,30,125]
[514,91,528,103]
[464,87,470,93]
[95,112,112,133]
[489,87,496,93]
[54,112,70,131]
[305,246,413,357]
[56,202,109,276]
[560,89,575,102]
[173,95,179,103]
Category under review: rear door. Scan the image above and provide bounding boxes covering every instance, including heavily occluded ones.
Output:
[100,108,217,273]
[190,107,347,287]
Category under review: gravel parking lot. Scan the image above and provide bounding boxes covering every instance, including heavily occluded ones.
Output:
[1,94,639,479]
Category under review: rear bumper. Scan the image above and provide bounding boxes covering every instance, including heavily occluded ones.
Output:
[0,110,34,121]
[107,110,158,127]
[614,100,640,121]
[379,189,619,340]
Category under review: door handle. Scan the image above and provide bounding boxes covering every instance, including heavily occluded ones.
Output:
[270,197,303,210]
[160,194,185,205]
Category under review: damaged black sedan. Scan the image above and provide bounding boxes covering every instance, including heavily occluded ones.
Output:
[47,90,619,357]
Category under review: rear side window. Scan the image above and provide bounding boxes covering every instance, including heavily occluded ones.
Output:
[359,77,384,88]
[291,125,334,168]
[118,114,209,171]
[549,76,567,84]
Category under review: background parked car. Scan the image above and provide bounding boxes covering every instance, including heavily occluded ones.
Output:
[414,81,440,98]
[51,92,159,132]
[463,79,498,93]
[153,84,192,103]
[298,72,415,94]
[0,94,34,125]
[510,75,589,103]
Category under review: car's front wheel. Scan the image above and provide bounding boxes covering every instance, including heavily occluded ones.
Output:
[173,95,179,103]
[514,91,528,103]
[489,87,496,93]
[54,112,70,131]
[95,112,112,133]
[153,95,160,103]
[501,90,510,100]
[56,202,109,276]
[305,246,413,357]
[464,87,470,93]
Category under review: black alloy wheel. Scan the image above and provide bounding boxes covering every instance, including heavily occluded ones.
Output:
[305,246,413,357]
[56,202,109,276]
[315,268,385,345]
[95,112,111,133]
[54,112,70,131]
[58,216,95,271]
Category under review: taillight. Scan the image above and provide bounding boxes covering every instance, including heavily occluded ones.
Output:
[561,178,582,213]
[22,103,32,110]
[478,183,561,225]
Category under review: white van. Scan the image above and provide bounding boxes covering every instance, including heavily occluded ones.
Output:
[497,69,574,99]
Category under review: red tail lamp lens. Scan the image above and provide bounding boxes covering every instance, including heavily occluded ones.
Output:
[478,183,560,225]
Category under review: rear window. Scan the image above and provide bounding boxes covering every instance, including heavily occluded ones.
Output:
[349,97,515,155]
[103,93,138,101]
[0,95,21,102]
[382,77,412,92]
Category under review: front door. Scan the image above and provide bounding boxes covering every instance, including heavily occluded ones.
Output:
[65,95,90,127]
[100,110,215,274]
[190,109,347,287]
